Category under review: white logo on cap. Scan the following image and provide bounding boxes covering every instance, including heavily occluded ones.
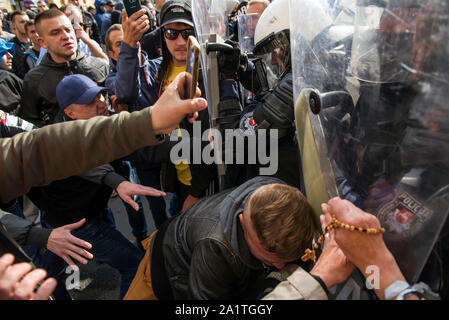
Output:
[171,6,185,13]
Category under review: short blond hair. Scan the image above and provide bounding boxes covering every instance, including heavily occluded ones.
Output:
[248,183,316,261]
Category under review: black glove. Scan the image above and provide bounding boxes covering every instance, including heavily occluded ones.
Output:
[217,40,248,80]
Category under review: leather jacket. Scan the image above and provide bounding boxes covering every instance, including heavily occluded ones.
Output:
[161,176,286,299]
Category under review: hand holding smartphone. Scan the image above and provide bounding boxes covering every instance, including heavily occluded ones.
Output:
[123,0,142,17]
[184,36,201,117]
[184,35,201,100]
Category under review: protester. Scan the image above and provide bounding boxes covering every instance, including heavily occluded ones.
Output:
[0,39,23,115]
[93,0,109,44]
[68,0,101,44]
[19,9,109,127]
[9,11,32,79]
[124,176,316,299]
[25,74,171,299]
[0,71,207,300]
[55,73,157,248]
[0,12,15,42]
[100,0,115,43]
[1,9,12,33]
[63,4,108,61]
[112,0,216,217]
[36,1,49,13]
[105,23,170,230]
[23,21,40,72]
[88,6,96,16]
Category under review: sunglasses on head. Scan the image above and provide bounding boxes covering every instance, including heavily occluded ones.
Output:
[163,28,195,41]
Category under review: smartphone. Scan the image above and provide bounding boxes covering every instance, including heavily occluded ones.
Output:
[184,36,201,100]
[123,0,142,17]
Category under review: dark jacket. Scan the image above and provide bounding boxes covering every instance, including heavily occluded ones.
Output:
[141,27,162,60]
[11,36,32,79]
[0,70,22,115]
[0,209,52,248]
[31,112,125,228]
[221,68,301,189]
[33,173,113,228]
[160,176,285,299]
[19,51,109,127]
[107,42,216,197]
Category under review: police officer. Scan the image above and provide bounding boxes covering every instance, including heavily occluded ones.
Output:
[217,0,307,189]
[290,0,449,299]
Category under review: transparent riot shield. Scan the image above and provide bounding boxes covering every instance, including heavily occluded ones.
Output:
[192,0,234,190]
[237,13,259,54]
[291,0,449,299]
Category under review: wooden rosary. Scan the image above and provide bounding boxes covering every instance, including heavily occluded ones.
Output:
[301,215,386,262]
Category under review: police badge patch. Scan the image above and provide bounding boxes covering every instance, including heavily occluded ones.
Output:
[378,193,432,237]
[239,108,257,134]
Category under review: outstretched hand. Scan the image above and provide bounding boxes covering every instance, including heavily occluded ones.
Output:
[151,72,208,134]
[47,218,93,270]
[117,180,166,211]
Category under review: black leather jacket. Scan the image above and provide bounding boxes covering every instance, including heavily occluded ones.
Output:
[161,176,285,299]
[19,51,108,127]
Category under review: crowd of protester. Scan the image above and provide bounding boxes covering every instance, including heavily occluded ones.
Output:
[0,0,441,302]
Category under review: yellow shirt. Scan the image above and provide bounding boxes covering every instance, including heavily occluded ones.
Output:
[162,63,192,186]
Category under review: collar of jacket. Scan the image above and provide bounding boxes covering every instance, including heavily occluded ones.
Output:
[109,56,117,73]
[40,50,86,68]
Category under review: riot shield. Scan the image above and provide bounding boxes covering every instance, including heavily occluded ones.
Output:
[192,0,234,190]
[237,13,259,54]
[291,0,449,298]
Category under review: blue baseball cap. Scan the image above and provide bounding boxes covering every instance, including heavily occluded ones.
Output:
[56,74,109,109]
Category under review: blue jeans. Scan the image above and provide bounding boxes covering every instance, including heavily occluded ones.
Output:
[23,246,73,300]
[42,210,144,299]
[134,167,168,229]
[114,161,148,239]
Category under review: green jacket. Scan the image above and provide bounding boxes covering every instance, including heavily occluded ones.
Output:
[0,107,161,204]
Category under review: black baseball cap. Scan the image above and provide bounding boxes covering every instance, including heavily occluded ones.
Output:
[159,0,193,28]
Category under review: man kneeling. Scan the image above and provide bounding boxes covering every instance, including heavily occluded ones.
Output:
[125,176,316,300]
